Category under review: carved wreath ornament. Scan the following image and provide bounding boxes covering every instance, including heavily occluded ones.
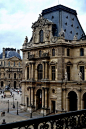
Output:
[51,36,58,43]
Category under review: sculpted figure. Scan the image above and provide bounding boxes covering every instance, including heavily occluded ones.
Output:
[78,72,82,82]
[24,36,28,43]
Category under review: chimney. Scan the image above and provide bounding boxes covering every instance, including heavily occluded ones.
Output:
[3,48,5,59]
[17,49,20,55]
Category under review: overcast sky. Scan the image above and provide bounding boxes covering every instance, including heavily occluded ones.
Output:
[0,0,86,56]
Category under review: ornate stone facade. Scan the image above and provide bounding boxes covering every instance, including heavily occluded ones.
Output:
[21,5,86,114]
[0,48,22,89]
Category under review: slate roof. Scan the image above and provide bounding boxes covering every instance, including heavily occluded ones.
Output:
[42,4,85,40]
[0,48,21,59]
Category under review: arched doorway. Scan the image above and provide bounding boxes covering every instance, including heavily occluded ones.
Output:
[83,93,86,109]
[14,81,16,89]
[36,89,42,109]
[68,91,77,111]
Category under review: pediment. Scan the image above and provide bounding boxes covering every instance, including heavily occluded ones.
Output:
[7,56,21,61]
[77,61,85,65]
[32,14,53,29]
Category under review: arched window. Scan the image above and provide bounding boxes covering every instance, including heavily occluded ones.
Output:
[37,64,43,80]
[14,73,16,79]
[39,30,43,43]
[80,48,84,56]
[52,49,55,56]
[39,50,42,57]
[67,48,70,56]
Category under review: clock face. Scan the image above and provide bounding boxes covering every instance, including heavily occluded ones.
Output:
[51,36,57,43]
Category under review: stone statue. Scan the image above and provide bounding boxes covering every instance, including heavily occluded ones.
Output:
[65,71,68,81]
[78,72,82,82]
[24,36,28,43]
[59,28,65,37]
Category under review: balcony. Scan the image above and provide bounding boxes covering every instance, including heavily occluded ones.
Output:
[28,54,35,60]
[0,109,86,129]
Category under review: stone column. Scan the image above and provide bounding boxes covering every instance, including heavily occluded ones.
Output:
[30,87,31,105]
[29,64,31,79]
[31,87,33,105]
[45,88,47,108]
[78,92,81,110]
[42,88,44,107]
[42,62,45,79]
[32,63,34,79]
[63,89,66,111]
[49,65,51,80]
[45,62,47,79]
[35,63,37,81]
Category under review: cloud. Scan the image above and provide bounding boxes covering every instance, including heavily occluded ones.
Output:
[0,0,86,55]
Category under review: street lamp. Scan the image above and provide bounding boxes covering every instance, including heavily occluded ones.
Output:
[7,100,9,113]
[30,104,32,118]
[13,94,15,108]
[43,106,45,117]
[17,101,18,115]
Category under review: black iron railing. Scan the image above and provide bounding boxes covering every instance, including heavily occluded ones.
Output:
[0,109,86,129]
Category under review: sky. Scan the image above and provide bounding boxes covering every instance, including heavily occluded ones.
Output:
[0,0,86,57]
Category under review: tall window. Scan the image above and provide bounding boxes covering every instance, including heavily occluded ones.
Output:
[39,30,43,43]
[8,61,10,66]
[80,66,84,80]
[28,52,30,59]
[52,66,55,80]
[39,50,42,57]
[80,48,84,56]
[52,49,55,56]
[9,74,10,78]
[14,73,16,79]
[67,66,70,81]
[67,48,70,56]
[27,67,29,79]
[19,62,20,67]
[19,74,20,78]
[14,61,15,66]
[38,64,43,80]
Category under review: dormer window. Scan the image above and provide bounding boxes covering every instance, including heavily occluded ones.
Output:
[39,30,43,43]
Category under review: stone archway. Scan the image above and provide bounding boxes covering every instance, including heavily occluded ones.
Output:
[83,93,86,109]
[36,89,42,109]
[68,91,77,111]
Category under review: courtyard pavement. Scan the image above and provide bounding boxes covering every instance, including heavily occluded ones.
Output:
[0,91,43,124]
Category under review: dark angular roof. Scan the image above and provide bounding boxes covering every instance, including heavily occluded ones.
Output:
[0,48,21,59]
[42,4,77,15]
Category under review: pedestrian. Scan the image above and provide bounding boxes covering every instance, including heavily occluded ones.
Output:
[2,119,6,124]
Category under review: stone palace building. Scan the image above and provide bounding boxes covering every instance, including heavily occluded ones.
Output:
[21,4,86,114]
[0,48,22,89]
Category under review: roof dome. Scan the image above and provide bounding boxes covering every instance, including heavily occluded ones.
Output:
[0,48,21,59]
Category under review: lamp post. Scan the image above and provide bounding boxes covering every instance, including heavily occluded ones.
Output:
[7,100,9,113]
[13,94,15,108]
[17,101,18,115]
[30,104,32,118]
[43,106,45,117]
